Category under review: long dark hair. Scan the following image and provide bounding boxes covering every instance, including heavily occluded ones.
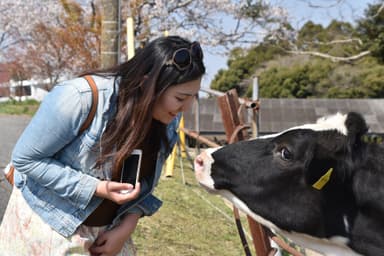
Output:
[85,36,205,177]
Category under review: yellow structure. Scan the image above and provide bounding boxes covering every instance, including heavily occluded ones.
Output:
[164,114,187,177]
[179,115,187,158]
[164,143,177,177]
[127,17,135,60]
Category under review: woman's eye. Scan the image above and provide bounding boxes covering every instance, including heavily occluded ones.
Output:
[176,97,185,102]
[281,147,293,161]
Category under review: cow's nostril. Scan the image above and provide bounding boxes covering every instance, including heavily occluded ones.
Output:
[194,156,204,172]
[197,156,203,165]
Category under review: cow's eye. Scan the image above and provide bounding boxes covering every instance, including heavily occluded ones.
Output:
[281,147,293,161]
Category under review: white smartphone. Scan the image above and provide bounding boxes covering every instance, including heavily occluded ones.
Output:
[120,149,142,194]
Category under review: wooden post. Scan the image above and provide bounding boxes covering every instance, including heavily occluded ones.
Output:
[217,89,247,142]
[217,89,272,256]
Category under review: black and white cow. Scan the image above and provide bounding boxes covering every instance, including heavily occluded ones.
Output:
[194,112,384,256]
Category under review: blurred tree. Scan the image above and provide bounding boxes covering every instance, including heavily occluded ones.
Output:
[120,0,282,48]
[3,0,100,88]
[212,2,384,98]
[211,43,285,94]
[356,3,384,63]
[254,3,384,63]
[1,0,383,96]
[1,0,282,84]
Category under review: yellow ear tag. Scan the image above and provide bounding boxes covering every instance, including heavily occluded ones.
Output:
[312,167,333,190]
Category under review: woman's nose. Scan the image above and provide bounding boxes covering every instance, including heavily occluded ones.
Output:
[177,104,187,113]
[181,98,194,112]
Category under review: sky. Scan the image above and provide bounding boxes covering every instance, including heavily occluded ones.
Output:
[201,0,377,91]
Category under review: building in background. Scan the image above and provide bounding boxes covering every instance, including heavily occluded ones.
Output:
[0,64,49,102]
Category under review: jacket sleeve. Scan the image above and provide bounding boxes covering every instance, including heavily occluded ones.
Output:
[12,83,99,210]
[117,173,163,217]
[125,195,162,216]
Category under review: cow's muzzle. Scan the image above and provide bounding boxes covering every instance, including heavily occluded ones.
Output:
[194,148,220,191]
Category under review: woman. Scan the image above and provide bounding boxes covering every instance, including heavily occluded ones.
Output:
[0,36,205,255]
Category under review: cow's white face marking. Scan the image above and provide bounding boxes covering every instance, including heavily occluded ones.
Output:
[297,112,348,135]
[259,112,349,139]
[194,147,220,191]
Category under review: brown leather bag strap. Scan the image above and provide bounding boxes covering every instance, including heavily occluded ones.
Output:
[79,75,99,134]
[5,165,15,185]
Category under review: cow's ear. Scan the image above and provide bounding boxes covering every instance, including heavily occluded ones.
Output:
[303,138,328,182]
[345,112,369,147]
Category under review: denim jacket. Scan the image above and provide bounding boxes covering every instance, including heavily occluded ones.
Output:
[11,75,180,237]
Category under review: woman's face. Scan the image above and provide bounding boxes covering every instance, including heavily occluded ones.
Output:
[153,78,201,124]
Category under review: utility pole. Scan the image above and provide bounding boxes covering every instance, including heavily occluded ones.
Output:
[100,0,120,68]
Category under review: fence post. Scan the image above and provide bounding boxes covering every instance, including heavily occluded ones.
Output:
[217,89,272,256]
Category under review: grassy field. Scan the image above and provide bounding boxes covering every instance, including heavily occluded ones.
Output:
[133,154,257,256]
[0,99,40,115]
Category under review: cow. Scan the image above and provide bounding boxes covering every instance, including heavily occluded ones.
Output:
[194,112,384,256]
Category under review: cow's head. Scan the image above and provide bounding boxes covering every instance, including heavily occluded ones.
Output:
[194,112,369,255]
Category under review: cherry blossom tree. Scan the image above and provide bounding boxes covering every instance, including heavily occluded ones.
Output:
[0,0,63,51]
[1,0,100,86]
[117,0,383,62]
[120,0,288,52]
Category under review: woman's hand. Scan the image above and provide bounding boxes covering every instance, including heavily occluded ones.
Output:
[94,181,141,205]
[89,213,141,256]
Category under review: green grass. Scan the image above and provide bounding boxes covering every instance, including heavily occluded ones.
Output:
[133,154,256,256]
[0,99,40,115]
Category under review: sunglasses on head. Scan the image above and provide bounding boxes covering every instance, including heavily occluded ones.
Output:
[166,42,203,71]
